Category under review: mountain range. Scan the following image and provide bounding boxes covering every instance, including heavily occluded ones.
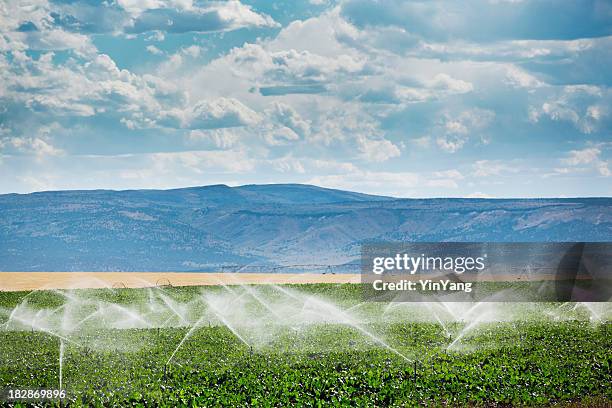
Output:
[0,184,610,271]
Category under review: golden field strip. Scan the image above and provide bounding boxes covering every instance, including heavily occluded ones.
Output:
[0,271,572,292]
[0,272,361,291]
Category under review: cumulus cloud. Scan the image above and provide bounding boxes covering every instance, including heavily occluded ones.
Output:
[1,0,610,197]
[427,169,464,189]
[1,51,184,124]
[425,73,474,94]
[355,73,473,105]
[265,103,310,138]
[146,45,163,55]
[472,160,519,177]
[1,29,96,55]
[125,1,279,34]
[162,97,261,129]
[0,122,64,159]
[7,137,63,157]
[220,43,367,95]
[466,192,492,198]
[356,135,401,162]
[188,97,260,129]
[268,155,306,174]
[435,109,495,153]
[260,125,301,146]
[169,101,310,147]
[560,146,610,177]
[504,65,544,88]
[188,128,240,149]
[530,85,610,134]
[7,0,279,38]
[563,147,601,165]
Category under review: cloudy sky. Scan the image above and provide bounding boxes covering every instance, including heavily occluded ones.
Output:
[1,0,611,197]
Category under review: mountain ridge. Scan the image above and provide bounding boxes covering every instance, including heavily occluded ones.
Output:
[1,184,610,271]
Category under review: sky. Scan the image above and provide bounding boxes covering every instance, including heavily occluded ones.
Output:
[0,0,611,198]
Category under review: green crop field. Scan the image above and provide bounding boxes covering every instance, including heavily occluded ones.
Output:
[0,284,610,407]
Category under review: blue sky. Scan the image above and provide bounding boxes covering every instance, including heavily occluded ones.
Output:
[0,0,610,197]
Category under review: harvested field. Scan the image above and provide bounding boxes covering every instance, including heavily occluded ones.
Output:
[0,272,361,291]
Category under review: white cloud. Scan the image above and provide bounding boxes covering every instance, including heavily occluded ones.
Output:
[2,29,97,55]
[563,147,601,165]
[162,97,260,129]
[181,45,201,58]
[307,104,385,150]
[436,108,495,153]
[432,169,464,180]
[425,73,473,94]
[310,159,359,173]
[268,155,306,174]
[0,0,278,50]
[116,0,195,16]
[265,102,310,138]
[1,51,182,123]
[146,45,163,55]
[124,2,279,34]
[189,97,260,128]
[426,178,460,189]
[596,161,611,177]
[466,192,492,198]
[427,170,464,189]
[215,1,279,29]
[411,136,431,148]
[261,125,301,146]
[8,137,63,157]
[152,149,256,173]
[145,30,165,41]
[504,65,544,88]
[356,135,401,162]
[188,128,240,149]
[531,85,609,134]
[560,146,610,177]
[411,37,603,66]
[436,136,465,153]
[472,160,519,177]
[223,43,367,87]
[0,123,64,159]
[1,0,610,197]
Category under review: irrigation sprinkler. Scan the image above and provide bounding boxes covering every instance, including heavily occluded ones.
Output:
[112,282,126,289]
[5,278,608,404]
[59,338,65,391]
[155,278,173,288]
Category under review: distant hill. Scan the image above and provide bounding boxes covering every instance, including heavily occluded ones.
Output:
[0,184,610,271]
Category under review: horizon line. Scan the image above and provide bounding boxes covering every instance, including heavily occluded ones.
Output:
[0,182,610,200]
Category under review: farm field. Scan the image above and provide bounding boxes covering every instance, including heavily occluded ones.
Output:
[0,283,610,407]
[0,272,361,292]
